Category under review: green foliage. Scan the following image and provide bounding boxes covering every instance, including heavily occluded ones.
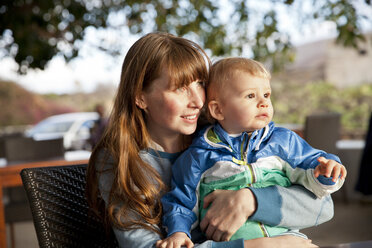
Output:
[0,0,114,72]
[0,0,371,73]
[272,81,372,134]
[319,0,367,48]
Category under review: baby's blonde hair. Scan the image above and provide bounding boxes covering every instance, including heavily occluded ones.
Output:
[207,57,271,101]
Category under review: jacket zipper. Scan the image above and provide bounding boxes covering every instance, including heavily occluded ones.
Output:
[242,135,268,237]
[241,136,256,186]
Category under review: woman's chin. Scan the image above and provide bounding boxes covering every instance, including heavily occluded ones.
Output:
[180,126,198,135]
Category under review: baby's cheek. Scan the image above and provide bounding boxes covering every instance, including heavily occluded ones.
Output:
[237,111,253,124]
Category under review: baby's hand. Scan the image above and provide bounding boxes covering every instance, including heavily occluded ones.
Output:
[314,157,347,182]
[156,232,194,248]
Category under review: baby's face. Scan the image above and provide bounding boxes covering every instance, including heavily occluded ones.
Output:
[217,71,274,134]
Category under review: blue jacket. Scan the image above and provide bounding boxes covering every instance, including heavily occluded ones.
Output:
[162,122,343,239]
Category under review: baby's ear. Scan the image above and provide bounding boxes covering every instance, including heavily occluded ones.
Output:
[208,100,224,121]
[135,94,147,110]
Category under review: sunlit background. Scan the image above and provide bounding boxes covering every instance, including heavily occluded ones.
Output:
[1,0,371,95]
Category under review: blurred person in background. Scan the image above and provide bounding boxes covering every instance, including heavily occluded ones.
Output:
[89,104,108,150]
[356,112,372,199]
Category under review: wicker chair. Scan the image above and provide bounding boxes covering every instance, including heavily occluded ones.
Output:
[20,164,118,248]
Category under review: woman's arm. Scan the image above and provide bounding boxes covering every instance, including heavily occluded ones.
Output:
[199,188,256,241]
[250,184,334,229]
[244,236,318,248]
[200,185,333,241]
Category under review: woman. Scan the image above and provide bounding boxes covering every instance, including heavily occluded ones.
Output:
[87,32,331,248]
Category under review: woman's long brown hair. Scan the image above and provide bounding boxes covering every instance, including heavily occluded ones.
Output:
[86,32,210,236]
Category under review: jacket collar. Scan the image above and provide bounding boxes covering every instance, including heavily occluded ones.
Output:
[203,122,275,152]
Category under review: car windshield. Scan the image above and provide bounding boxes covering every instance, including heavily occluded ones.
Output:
[29,120,74,134]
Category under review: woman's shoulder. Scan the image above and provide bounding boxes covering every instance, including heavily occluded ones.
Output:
[91,148,115,171]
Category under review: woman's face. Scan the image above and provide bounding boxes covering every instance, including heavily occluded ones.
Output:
[139,67,205,143]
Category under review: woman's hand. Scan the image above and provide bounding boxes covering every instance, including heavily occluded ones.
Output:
[244,236,319,248]
[199,188,256,241]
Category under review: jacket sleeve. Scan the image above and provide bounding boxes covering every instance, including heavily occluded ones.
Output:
[161,149,204,238]
[278,129,344,198]
[249,184,334,229]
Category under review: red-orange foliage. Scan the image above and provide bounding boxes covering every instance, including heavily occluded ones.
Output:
[0,80,76,126]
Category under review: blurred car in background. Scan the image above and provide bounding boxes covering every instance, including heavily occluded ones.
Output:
[25,112,99,151]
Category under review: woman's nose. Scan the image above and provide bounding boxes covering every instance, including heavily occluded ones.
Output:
[189,86,205,109]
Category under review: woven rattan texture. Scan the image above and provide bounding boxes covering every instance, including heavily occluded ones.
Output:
[21,164,118,248]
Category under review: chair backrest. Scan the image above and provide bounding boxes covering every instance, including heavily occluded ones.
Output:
[304,112,341,154]
[20,164,118,248]
[5,136,64,162]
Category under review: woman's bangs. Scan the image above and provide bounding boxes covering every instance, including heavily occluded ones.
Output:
[167,48,209,89]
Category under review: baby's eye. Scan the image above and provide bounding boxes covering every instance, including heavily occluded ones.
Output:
[264,92,271,98]
[246,93,255,99]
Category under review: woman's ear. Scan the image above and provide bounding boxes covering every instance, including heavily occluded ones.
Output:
[208,100,224,121]
[135,94,147,110]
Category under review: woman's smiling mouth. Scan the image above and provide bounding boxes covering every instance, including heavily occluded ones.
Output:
[182,114,198,120]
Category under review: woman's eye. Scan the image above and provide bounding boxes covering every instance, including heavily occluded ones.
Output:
[197,81,205,88]
[176,86,188,92]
